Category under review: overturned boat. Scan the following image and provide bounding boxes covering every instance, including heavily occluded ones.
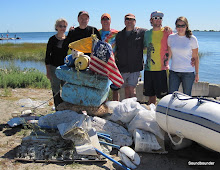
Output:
[156,91,220,153]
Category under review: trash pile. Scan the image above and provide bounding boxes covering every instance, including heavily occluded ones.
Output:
[8,97,167,169]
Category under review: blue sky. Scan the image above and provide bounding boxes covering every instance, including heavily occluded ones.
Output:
[1,0,220,33]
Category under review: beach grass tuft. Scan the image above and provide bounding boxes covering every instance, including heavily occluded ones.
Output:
[0,63,50,89]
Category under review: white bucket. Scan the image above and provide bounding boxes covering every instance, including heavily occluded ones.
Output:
[133,129,163,153]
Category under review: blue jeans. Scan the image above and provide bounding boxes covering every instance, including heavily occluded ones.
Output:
[169,70,195,96]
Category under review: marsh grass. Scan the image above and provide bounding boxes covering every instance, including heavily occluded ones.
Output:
[0,43,203,61]
[0,64,50,89]
[0,43,47,61]
[198,52,207,58]
[0,43,71,61]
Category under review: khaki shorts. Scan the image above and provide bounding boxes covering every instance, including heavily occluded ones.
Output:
[121,72,140,88]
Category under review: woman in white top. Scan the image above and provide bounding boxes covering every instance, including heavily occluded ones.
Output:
[168,16,199,96]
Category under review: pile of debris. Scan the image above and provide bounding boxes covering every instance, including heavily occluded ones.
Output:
[15,130,108,163]
[8,97,166,169]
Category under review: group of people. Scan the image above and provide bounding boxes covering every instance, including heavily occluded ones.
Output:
[45,10,199,110]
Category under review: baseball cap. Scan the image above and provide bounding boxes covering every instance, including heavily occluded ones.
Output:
[124,13,136,20]
[101,13,111,20]
[151,11,164,18]
[78,11,89,18]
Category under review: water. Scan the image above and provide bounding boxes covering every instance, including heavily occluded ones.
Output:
[0,60,46,73]
[193,32,220,84]
[0,31,220,84]
[0,32,57,44]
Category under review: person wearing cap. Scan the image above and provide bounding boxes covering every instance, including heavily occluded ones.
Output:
[63,11,101,55]
[98,13,120,100]
[114,13,146,101]
[99,13,118,53]
[143,11,172,104]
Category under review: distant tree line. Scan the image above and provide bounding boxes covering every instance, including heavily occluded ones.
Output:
[193,30,220,32]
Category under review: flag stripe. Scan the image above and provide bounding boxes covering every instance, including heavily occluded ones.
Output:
[91,55,122,78]
[89,55,124,87]
[89,40,124,87]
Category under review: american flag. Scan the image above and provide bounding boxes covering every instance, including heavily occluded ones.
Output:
[89,40,124,87]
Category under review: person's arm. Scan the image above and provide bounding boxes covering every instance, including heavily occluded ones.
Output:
[45,65,51,80]
[143,32,147,50]
[114,33,120,61]
[45,38,53,80]
[192,48,199,83]
[69,26,75,32]
[168,46,172,63]
[164,26,173,34]
[94,27,101,40]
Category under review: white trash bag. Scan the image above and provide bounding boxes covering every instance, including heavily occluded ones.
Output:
[128,104,165,140]
[38,110,81,128]
[91,116,133,146]
[107,97,146,124]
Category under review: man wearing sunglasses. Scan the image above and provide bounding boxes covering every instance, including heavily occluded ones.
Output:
[114,13,146,101]
[99,13,118,53]
[143,11,172,105]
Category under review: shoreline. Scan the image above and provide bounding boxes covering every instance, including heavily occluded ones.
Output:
[0,37,21,40]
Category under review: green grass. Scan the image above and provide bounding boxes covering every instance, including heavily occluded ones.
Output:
[0,64,50,89]
[0,43,71,61]
[0,43,47,61]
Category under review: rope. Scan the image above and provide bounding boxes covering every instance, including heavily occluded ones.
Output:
[31,82,68,112]
[75,61,81,79]
[170,91,220,105]
[165,91,185,145]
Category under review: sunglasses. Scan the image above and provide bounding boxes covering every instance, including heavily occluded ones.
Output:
[101,18,110,21]
[176,24,186,28]
[58,25,67,28]
[152,16,163,20]
[125,18,135,21]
